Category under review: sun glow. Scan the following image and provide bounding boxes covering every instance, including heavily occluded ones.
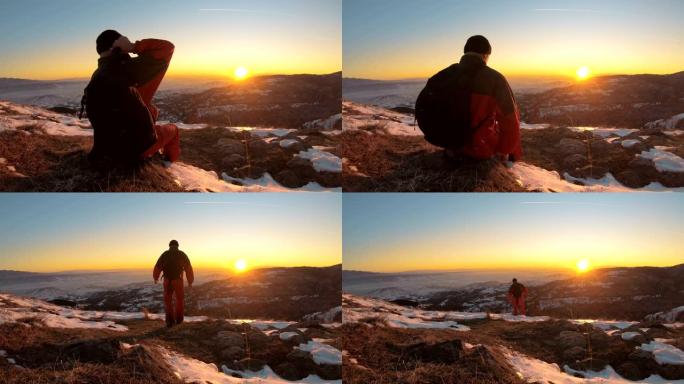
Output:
[234,258,248,273]
[576,259,591,273]
[576,66,591,81]
[234,66,249,80]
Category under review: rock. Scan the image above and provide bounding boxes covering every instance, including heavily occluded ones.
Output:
[623,333,647,345]
[275,169,305,188]
[658,364,684,380]
[246,331,271,350]
[274,362,305,381]
[589,139,617,157]
[589,331,611,348]
[287,349,313,365]
[235,357,266,372]
[280,140,305,152]
[216,331,245,349]
[220,346,244,362]
[562,153,587,170]
[315,364,342,380]
[628,349,654,361]
[563,346,586,362]
[221,154,245,170]
[557,331,586,349]
[248,139,275,156]
[558,138,586,155]
[616,361,646,381]
[215,138,245,155]
[64,340,119,363]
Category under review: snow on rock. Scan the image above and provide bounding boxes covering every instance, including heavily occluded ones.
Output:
[296,147,342,173]
[279,139,300,148]
[621,139,641,148]
[227,319,295,331]
[303,114,342,131]
[342,101,421,136]
[504,346,679,383]
[569,126,638,138]
[640,340,684,365]
[297,339,342,365]
[646,306,684,323]
[520,122,551,130]
[168,162,240,192]
[157,120,209,130]
[228,127,295,138]
[279,332,299,341]
[638,147,684,173]
[0,100,92,136]
[302,306,342,323]
[663,130,684,137]
[570,319,638,331]
[489,313,550,322]
[510,162,684,192]
[621,332,642,341]
[222,172,341,192]
[645,113,684,130]
[40,314,128,331]
[222,364,340,384]
[343,294,475,331]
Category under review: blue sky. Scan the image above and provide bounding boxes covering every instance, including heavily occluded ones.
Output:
[0,0,341,79]
[0,193,342,272]
[343,193,684,272]
[343,0,684,79]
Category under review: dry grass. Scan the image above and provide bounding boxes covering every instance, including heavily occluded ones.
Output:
[0,130,184,192]
[339,129,525,192]
[340,323,525,384]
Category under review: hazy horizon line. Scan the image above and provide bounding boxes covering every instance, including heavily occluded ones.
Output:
[1,263,342,274]
[344,263,682,274]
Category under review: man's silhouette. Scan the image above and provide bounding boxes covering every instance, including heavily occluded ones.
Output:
[153,240,194,327]
[416,35,522,162]
[83,30,180,169]
[508,278,528,316]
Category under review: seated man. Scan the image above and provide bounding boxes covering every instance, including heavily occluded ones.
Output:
[416,35,522,162]
[82,29,180,169]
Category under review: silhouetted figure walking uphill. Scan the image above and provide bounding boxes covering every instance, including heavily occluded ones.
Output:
[416,35,522,162]
[153,240,194,327]
[508,278,527,316]
[83,29,180,170]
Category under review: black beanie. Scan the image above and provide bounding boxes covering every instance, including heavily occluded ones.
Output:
[464,35,491,55]
[169,240,179,247]
[96,30,122,54]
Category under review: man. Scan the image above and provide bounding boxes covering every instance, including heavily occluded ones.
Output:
[83,29,180,169]
[153,240,194,327]
[508,278,527,316]
[416,35,522,161]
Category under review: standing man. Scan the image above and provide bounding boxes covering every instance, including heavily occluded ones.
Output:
[153,240,194,327]
[508,278,528,316]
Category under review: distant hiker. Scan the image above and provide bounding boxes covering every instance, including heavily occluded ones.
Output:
[416,35,522,162]
[153,240,194,327]
[82,30,180,169]
[508,278,527,316]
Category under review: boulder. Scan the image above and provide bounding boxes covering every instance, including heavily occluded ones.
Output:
[216,331,245,349]
[558,138,586,156]
[221,154,246,170]
[405,340,464,363]
[274,362,306,381]
[562,154,587,170]
[215,138,245,155]
[557,331,586,349]
[616,361,646,381]
[235,357,266,372]
[275,169,305,188]
[246,331,272,350]
[563,346,586,362]
[220,346,245,362]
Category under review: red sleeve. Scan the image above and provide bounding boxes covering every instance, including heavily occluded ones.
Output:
[133,39,175,62]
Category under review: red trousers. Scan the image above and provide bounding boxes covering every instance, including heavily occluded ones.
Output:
[511,296,526,316]
[143,123,180,162]
[163,278,185,326]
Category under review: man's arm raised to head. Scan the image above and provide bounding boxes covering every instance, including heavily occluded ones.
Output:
[183,252,194,287]
[127,39,175,114]
[132,39,175,62]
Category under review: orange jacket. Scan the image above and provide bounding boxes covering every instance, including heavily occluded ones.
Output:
[131,39,175,121]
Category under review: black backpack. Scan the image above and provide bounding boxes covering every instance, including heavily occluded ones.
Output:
[510,282,524,298]
[160,250,187,280]
[415,63,484,148]
[82,52,156,168]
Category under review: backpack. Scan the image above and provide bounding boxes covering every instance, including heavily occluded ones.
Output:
[510,282,524,298]
[82,52,156,168]
[415,63,484,148]
[160,250,187,280]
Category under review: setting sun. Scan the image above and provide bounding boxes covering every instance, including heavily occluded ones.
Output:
[576,66,591,80]
[234,258,248,273]
[576,259,591,273]
[234,66,249,80]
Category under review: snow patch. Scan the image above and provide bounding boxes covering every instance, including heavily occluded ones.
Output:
[638,147,684,173]
[297,339,342,365]
[640,340,684,365]
[296,147,342,173]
